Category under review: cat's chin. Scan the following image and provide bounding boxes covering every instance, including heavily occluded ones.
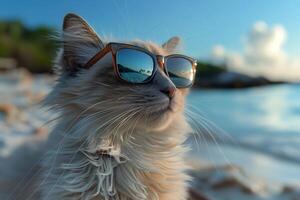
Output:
[150,114,174,131]
[142,106,178,132]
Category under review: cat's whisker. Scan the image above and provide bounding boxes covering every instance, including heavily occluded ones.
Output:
[106,108,142,144]
[126,111,144,147]
[111,109,141,145]
[93,81,113,88]
[185,110,223,171]
[186,104,240,147]
[185,107,235,168]
[184,112,202,151]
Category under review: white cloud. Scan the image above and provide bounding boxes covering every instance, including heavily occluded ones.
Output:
[211,45,225,59]
[211,21,300,81]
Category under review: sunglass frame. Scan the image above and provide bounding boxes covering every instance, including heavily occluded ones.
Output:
[83,42,197,88]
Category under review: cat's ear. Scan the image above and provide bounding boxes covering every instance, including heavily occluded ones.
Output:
[62,13,104,73]
[162,36,181,52]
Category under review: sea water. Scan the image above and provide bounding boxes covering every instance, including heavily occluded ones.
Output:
[187,84,300,186]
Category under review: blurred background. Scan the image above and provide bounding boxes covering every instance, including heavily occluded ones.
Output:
[0,1,300,199]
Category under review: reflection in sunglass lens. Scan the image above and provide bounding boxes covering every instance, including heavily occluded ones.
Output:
[116,49,154,83]
[165,57,194,88]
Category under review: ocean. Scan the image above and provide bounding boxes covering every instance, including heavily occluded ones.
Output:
[187,84,300,187]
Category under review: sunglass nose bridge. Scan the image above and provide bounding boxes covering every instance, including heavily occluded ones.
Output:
[156,55,165,69]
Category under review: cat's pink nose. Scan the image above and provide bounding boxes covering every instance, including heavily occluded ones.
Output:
[160,86,176,98]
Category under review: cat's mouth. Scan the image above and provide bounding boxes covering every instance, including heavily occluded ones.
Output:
[141,98,180,131]
[168,98,179,112]
[149,98,179,116]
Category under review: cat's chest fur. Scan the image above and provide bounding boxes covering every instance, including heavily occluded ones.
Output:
[41,124,190,200]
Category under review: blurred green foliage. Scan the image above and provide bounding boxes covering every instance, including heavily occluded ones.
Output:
[194,61,227,85]
[0,20,57,73]
[196,62,227,76]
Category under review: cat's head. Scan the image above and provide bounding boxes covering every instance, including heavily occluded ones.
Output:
[47,13,191,136]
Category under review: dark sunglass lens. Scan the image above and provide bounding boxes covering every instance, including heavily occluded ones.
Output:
[116,49,154,83]
[165,57,195,88]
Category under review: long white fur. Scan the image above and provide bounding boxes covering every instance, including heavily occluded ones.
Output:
[38,13,192,200]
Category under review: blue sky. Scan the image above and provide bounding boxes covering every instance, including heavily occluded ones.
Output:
[0,0,300,59]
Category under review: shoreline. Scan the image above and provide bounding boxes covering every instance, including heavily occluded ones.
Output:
[188,142,300,200]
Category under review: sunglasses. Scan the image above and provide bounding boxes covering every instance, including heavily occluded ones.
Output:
[84,42,197,88]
